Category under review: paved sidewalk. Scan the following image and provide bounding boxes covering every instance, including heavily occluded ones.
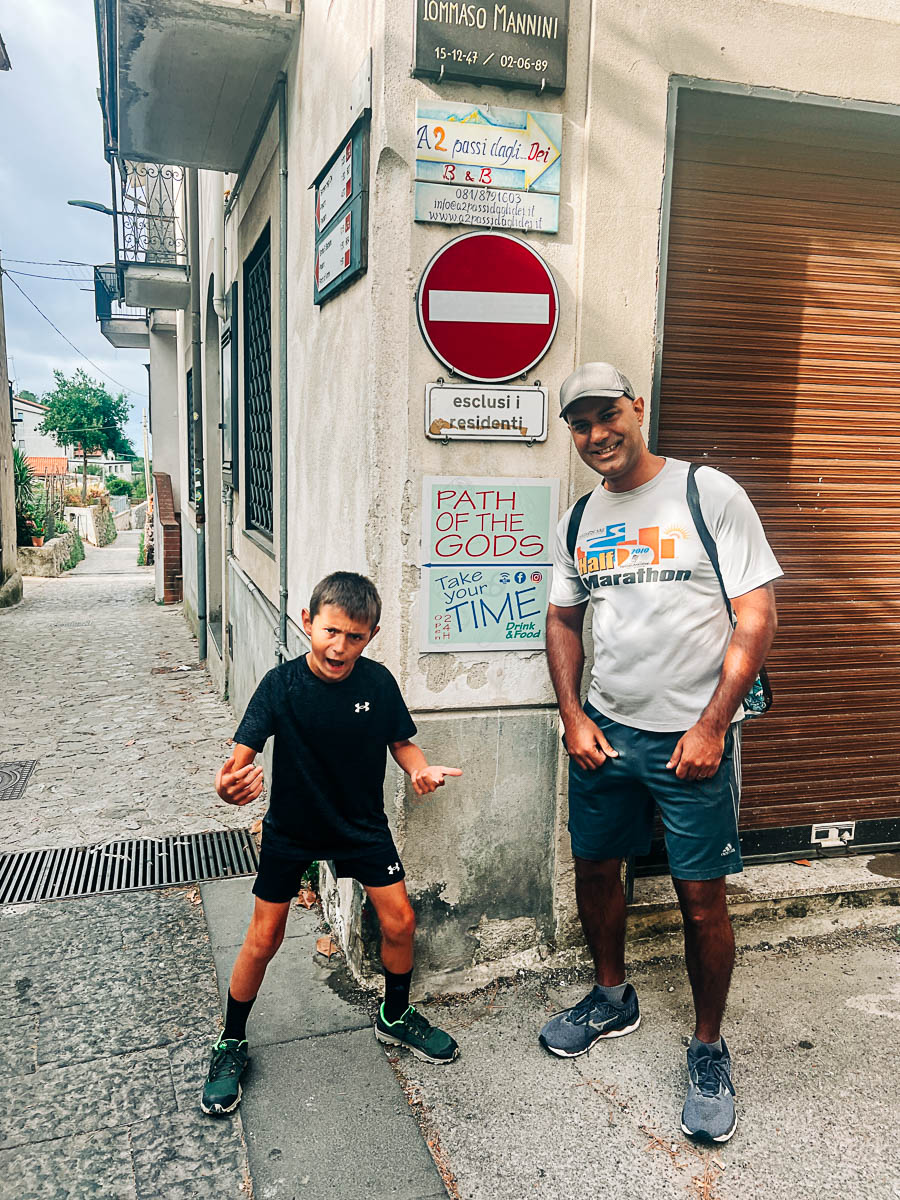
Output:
[0,532,266,852]
[201,877,447,1200]
[395,921,900,1200]
[0,888,251,1200]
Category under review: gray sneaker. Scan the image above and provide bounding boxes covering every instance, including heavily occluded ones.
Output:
[681,1036,736,1142]
[539,983,641,1057]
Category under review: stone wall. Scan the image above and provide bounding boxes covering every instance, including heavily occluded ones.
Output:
[17,531,78,578]
[64,504,117,547]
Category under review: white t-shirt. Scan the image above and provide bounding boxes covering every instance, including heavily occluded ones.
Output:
[549,459,783,732]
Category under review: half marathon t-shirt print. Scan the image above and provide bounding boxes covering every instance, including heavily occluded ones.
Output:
[549,458,782,733]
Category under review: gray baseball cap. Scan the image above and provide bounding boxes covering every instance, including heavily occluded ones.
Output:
[559,362,635,418]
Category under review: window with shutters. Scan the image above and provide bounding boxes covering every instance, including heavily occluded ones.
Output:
[243,225,273,539]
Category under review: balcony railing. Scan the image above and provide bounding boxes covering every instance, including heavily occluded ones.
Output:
[114,159,187,269]
[94,264,149,347]
[94,265,146,323]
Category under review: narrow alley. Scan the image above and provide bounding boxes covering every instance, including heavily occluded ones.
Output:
[2,531,264,854]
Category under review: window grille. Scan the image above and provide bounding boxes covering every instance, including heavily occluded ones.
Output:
[186,368,201,507]
[243,226,273,538]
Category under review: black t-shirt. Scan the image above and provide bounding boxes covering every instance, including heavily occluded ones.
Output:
[233,654,416,859]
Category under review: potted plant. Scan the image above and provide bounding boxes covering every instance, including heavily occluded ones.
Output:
[27,505,47,547]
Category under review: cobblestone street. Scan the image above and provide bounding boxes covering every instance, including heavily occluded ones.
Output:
[0,531,266,853]
[0,890,252,1200]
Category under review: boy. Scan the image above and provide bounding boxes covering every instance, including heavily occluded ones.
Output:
[201,571,462,1116]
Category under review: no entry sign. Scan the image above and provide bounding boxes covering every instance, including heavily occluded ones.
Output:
[417,232,559,383]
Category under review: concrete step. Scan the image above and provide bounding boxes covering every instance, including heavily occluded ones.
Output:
[626,852,900,960]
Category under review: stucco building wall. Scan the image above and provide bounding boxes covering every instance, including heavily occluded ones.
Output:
[166,0,900,984]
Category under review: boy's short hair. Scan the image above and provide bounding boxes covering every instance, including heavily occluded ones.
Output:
[309,572,382,629]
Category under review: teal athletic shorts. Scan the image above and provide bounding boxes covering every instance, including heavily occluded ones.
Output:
[567,702,743,880]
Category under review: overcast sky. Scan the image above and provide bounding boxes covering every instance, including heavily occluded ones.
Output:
[0,0,148,451]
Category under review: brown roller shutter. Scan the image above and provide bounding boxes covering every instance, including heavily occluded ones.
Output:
[656,90,900,854]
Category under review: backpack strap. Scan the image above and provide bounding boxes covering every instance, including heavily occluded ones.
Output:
[566,491,593,561]
[686,463,733,624]
[687,463,773,713]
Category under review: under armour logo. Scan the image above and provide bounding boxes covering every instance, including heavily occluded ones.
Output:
[720,843,735,856]
[387,862,400,875]
[355,702,370,713]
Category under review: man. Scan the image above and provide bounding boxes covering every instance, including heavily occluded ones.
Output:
[540,362,780,1143]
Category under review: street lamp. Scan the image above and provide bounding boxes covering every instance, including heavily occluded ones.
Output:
[67,200,115,216]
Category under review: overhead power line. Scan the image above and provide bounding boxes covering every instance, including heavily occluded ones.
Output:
[3,258,94,266]
[7,269,94,282]
[1,269,148,400]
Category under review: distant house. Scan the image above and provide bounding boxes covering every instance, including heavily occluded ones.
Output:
[25,456,69,477]
[68,449,135,481]
[12,395,72,460]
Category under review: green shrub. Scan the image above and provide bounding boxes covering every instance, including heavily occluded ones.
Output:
[61,531,85,571]
[14,449,36,546]
[94,507,117,547]
[106,476,133,497]
[54,516,72,536]
[137,532,146,566]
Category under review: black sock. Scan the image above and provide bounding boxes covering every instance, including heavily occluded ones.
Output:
[382,968,413,1022]
[222,990,256,1042]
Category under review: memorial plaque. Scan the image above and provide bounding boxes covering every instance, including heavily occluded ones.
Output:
[412,0,569,92]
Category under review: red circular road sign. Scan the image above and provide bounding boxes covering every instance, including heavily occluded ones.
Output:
[417,232,559,384]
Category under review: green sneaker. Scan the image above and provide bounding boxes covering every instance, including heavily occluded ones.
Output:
[374,1003,459,1064]
[200,1038,249,1115]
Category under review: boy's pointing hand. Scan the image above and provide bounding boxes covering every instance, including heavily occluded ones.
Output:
[216,756,265,806]
[410,765,463,797]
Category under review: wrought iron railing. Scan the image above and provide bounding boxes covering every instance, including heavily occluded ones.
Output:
[94,265,146,323]
[114,159,187,268]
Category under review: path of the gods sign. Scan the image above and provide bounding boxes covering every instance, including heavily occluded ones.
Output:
[421,476,559,651]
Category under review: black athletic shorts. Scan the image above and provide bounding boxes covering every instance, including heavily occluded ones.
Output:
[252,836,406,902]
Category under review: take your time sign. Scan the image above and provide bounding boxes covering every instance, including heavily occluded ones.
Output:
[421,475,559,651]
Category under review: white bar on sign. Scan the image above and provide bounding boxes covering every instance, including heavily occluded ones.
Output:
[429,290,549,324]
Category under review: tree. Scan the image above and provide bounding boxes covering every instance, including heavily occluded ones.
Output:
[39,369,133,503]
[131,460,152,503]
[16,389,38,404]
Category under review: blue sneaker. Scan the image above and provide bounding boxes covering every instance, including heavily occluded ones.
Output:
[539,983,641,1057]
[681,1036,736,1142]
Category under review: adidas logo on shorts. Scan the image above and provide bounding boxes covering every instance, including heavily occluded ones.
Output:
[720,842,735,856]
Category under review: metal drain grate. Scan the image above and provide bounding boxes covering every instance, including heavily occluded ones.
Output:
[0,829,259,904]
[0,761,37,802]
